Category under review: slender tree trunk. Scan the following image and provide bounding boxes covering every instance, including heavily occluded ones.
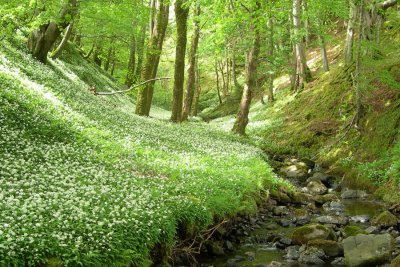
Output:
[226,56,231,94]
[111,55,116,76]
[27,0,78,63]
[104,45,114,72]
[319,33,330,72]
[219,60,227,97]
[267,18,275,102]
[344,0,357,64]
[93,43,102,67]
[355,0,365,128]
[50,22,74,59]
[126,35,136,87]
[232,40,240,90]
[170,0,190,122]
[191,59,201,117]
[134,24,147,83]
[215,61,222,104]
[303,0,311,47]
[182,5,201,121]
[292,0,311,91]
[136,0,169,116]
[232,19,261,135]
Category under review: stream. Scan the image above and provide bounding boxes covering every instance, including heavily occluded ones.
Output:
[193,157,400,267]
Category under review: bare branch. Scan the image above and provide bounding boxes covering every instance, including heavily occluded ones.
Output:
[96,77,171,96]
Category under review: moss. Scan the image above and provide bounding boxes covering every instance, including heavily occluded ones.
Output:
[343,226,367,238]
[371,211,398,227]
[291,224,333,245]
[45,258,63,267]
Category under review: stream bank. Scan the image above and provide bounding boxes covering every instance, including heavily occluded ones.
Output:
[190,156,400,267]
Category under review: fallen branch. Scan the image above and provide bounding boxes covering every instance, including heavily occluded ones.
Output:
[95,77,172,96]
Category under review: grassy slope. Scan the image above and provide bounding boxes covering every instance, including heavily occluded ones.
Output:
[0,41,287,266]
[211,13,400,201]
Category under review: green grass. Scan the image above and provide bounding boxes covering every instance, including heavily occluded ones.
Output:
[0,42,287,266]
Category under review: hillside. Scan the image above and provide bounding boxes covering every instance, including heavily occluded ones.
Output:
[0,42,286,266]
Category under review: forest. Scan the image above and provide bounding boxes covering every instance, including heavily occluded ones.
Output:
[0,0,400,266]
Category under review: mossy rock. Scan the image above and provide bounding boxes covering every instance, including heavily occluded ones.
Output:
[292,224,334,245]
[308,239,343,257]
[291,192,312,204]
[313,193,338,204]
[391,254,400,267]
[371,211,398,228]
[343,226,367,238]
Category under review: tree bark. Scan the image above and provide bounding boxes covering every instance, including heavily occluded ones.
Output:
[134,24,147,83]
[354,0,365,128]
[267,17,275,102]
[170,0,190,123]
[104,45,114,72]
[27,0,78,63]
[50,22,74,59]
[126,35,136,88]
[135,0,169,116]
[215,61,223,104]
[319,33,330,72]
[182,5,201,121]
[93,43,102,67]
[191,59,201,116]
[219,60,227,97]
[344,0,357,64]
[232,40,240,90]
[232,19,261,135]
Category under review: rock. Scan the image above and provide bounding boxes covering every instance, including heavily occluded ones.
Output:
[209,241,225,256]
[396,236,400,246]
[245,251,256,262]
[307,172,337,188]
[285,246,300,261]
[316,215,349,226]
[341,189,368,199]
[271,191,291,204]
[293,208,310,226]
[298,246,326,265]
[343,226,367,238]
[225,240,234,251]
[291,224,334,245]
[371,211,398,228]
[291,192,312,204]
[350,215,370,223]
[313,193,338,205]
[280,163,309,179]
[226,256,245,267]
[307,180,328,195]
[343,234,395,267]
[279,237,292,246]
[323,201,344,212]
[365,226,380,234]
[277,218,291,228]
[273,206,289,216]
[331,257,346,266]
[264,222,279,230]
[308,239,343,257]
[391,255,400,267]
[267,261,282,267]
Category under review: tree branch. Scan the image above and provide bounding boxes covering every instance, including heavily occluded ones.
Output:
[95,77,171,96]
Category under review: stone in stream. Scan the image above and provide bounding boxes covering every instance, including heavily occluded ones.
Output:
[307,239,343,257]
[313,193,338,205]
[284,245,301,261]
[298,246,327,265]
[371,210,399,228]
[291,224,334,245]
[307,180,328,195]
[331,257,346,266]
[272,206,289,216]
[341,189,368,199]
[349,214,370,223]
[322,201,344,212]
[293,208,311,226]
[343,233,395,267]
[306,172,337,188]
[316,215,349,226]
[279,163,309,180]
[290,191,312,204]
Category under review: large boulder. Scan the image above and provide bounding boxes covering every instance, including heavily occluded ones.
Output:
[343,234,394,267]
[307,239,343,257]
[316,215,349,226]
[371,211,398,228]
[291,224,334,245]
[298,246,326,265]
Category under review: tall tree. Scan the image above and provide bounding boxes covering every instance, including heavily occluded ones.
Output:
[135,0,169,116]
[27,0,79,63]
[170,0,190,122]
[182,4,201,121]
[232,1,261,135]
[126,35,136,87]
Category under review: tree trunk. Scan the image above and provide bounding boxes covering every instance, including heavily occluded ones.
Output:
[319,35,329,72]
[27,0,78,63]
[232,40,240,90]
[344,0,357,64]
[93,43,102,67]
[232,20,261,135]
[191,59,201,117]
[50,22,74,59]
[135,0,169,116]
[215,61,223,104]
[182,5,201,121]
[126,35,136,87]
[170,0,190,123]
[104,45,114,72]
[303,0,311,47]
[219,60,227,97]
[267,18,275,102]
[226,56,231,94]
[134,24,147,83]
[292,0,311,91]
[354,0,365,128]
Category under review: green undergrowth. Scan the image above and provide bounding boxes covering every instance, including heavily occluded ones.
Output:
[211,12,400,201]
[0,42,288,266]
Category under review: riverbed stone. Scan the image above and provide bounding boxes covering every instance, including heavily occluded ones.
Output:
[308,239,343,257]
[343,233,394,267]
[291,192,312,204]
[371,211,398,228]
[273,206,289,216]
[208,241,225,256]
[322,201,344,212]
[316,215,349,226]
[343,225,367,238]
[350,215,370,223]
[280,163,309,179]
[292,224,334,245]
[298,246,326,265]
[331,257,346,266]
[313,193,338,204]
[285,245,300,261]
[341,189,368,199]
[245,251,256,261]
[307,180,328,195]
